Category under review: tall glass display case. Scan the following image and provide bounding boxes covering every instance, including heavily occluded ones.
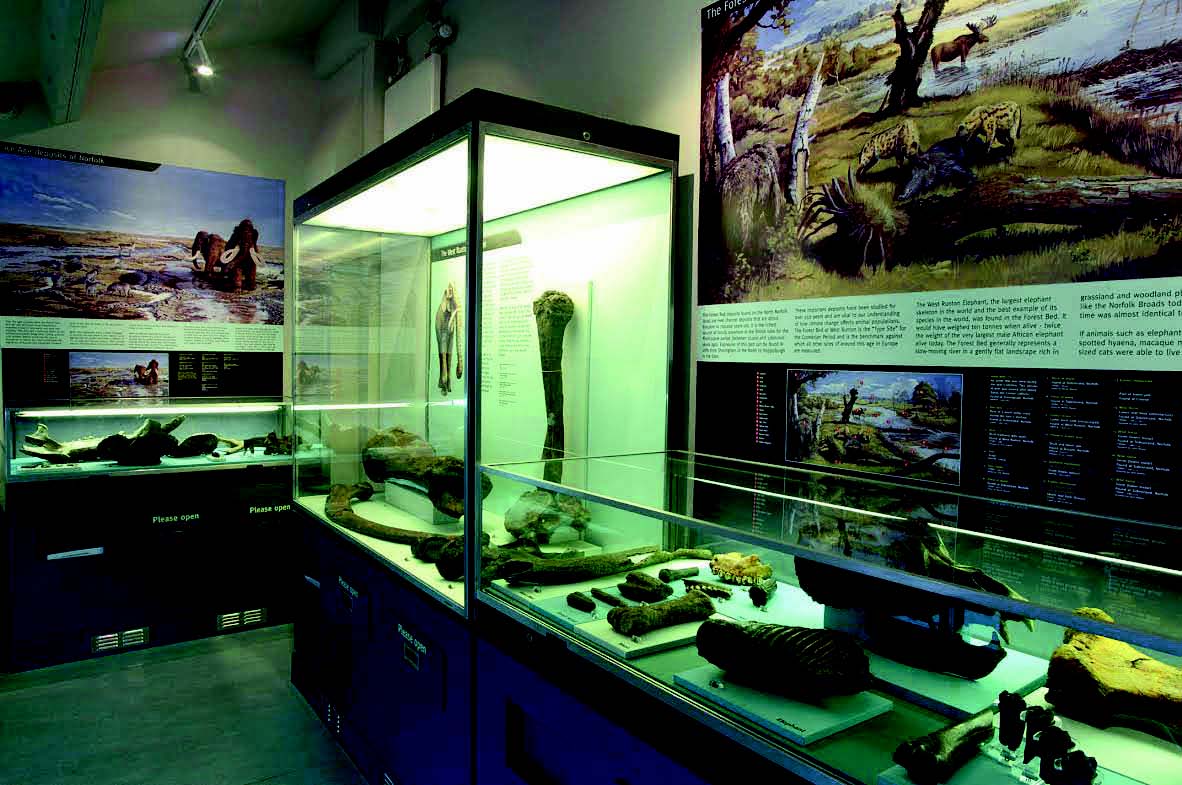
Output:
[291,89,680,615]
[477,454,1182,785]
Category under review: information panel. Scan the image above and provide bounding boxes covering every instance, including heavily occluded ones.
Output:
[698,0,1182,526]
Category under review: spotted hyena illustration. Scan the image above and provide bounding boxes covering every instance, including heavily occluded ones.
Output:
[956,101,1022,154]
[856,120,921,177]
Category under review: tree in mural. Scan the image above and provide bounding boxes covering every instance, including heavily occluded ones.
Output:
[881,0,948,114]
[911,380,939,409]
[787,369,832,460]
[840,387,859,424]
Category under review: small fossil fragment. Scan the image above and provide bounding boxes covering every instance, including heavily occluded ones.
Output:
[748,577,778,607]
[696,619,869,702]
[709,552,773,585]
[1035,727,1074,783]
[683,579,732,600]
[658,566,699,583]
[590,587,623,607]
[616,572,674,603]
[1023,706,1055,764]
[566,592,596,612]
[998,690,1025,752]
[893,709,995,785]
[607,589,715,636]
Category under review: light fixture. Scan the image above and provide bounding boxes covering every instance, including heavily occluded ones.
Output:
[182,0,223,90]
[192,39,214,77]
[15,403,281,418]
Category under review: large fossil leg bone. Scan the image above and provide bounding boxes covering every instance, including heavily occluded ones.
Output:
[533,290,574,483]
[608,589,716,636]
[696,618,871,703]
[361,426,491,518]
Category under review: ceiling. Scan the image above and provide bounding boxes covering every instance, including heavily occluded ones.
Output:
[0,0,343,82]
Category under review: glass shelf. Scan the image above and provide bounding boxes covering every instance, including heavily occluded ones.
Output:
[481,450,1182,655]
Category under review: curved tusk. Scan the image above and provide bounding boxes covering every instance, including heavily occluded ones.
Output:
[191,258,205,272]
[248,247,264,267]
[220,246,240,264]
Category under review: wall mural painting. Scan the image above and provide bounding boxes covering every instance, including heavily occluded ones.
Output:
[700,0,1182,305]
[786,369,963,484]
[0,151,284,324]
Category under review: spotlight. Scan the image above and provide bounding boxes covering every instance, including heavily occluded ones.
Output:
[187,38,214,78]
[182,0,223,90]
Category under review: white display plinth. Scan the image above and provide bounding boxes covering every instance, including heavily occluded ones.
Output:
[675,664,893,745]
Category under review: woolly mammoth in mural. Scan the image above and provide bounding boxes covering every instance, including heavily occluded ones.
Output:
[186,219,264,291]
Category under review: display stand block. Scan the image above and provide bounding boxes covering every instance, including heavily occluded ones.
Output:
[385,480,455,525]
[675,664,892,746]
[878,755,1144,785]
[869,647,1047,716]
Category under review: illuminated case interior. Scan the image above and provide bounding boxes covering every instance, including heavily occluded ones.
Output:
[4,400,295,481]
[291,89,679,616]
[478,454,1182,783]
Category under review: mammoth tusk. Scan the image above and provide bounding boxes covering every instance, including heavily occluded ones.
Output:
[220,246,240,264]
[248,247,264,268]
[191,258,205,272]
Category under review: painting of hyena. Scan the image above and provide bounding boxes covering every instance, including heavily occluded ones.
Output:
[700,0,1182,304]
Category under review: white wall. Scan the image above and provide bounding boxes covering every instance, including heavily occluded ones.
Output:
[441,0,702,177]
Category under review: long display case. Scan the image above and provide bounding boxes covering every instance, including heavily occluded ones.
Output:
[291,88,679,616]
[5,400,298,481]
[476,452,1182,785]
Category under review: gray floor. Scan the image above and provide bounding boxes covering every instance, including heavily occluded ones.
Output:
[0,625,366,785]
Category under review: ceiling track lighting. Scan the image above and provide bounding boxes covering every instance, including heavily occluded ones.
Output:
[181,0,224,89]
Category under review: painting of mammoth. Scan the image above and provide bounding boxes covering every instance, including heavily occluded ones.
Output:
[187,219,264,291]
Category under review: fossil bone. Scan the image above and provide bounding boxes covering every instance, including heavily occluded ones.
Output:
[659,566,700,583]
[709,552,773,585]
[893,709,996,785]
[607,589,715,636]
[590,587,624,607]
[325,482,460,553]
[616,572,674,603]
[502,547,713,586]
[361,426,490,518]
[566,592,596,613]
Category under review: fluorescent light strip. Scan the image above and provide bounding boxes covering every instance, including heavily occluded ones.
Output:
[294,402,411,412]
[691,476,908,522]
[929,523,1182,579]
[16,404,281,418]
[293,400,466,412]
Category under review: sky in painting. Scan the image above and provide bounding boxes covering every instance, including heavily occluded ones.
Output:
[0,153,284,244]
[804,370,963,402]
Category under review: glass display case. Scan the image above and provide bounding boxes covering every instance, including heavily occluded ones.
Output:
[291,89,680,615]
[477,452,1182,785]
[4,399,296,481]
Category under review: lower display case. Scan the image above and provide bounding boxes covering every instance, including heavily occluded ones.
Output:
[476,452,1182,785]
[3,466,293,672]
[291,510,472,785]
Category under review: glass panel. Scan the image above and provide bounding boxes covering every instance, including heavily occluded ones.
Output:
[7,399,294,480]
[293,136,471,613]
[478,452,1182,785]
[476,130,675,572]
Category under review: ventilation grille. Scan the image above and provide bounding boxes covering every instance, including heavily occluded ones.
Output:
[217,607,268,630]
[91,627,149,653]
